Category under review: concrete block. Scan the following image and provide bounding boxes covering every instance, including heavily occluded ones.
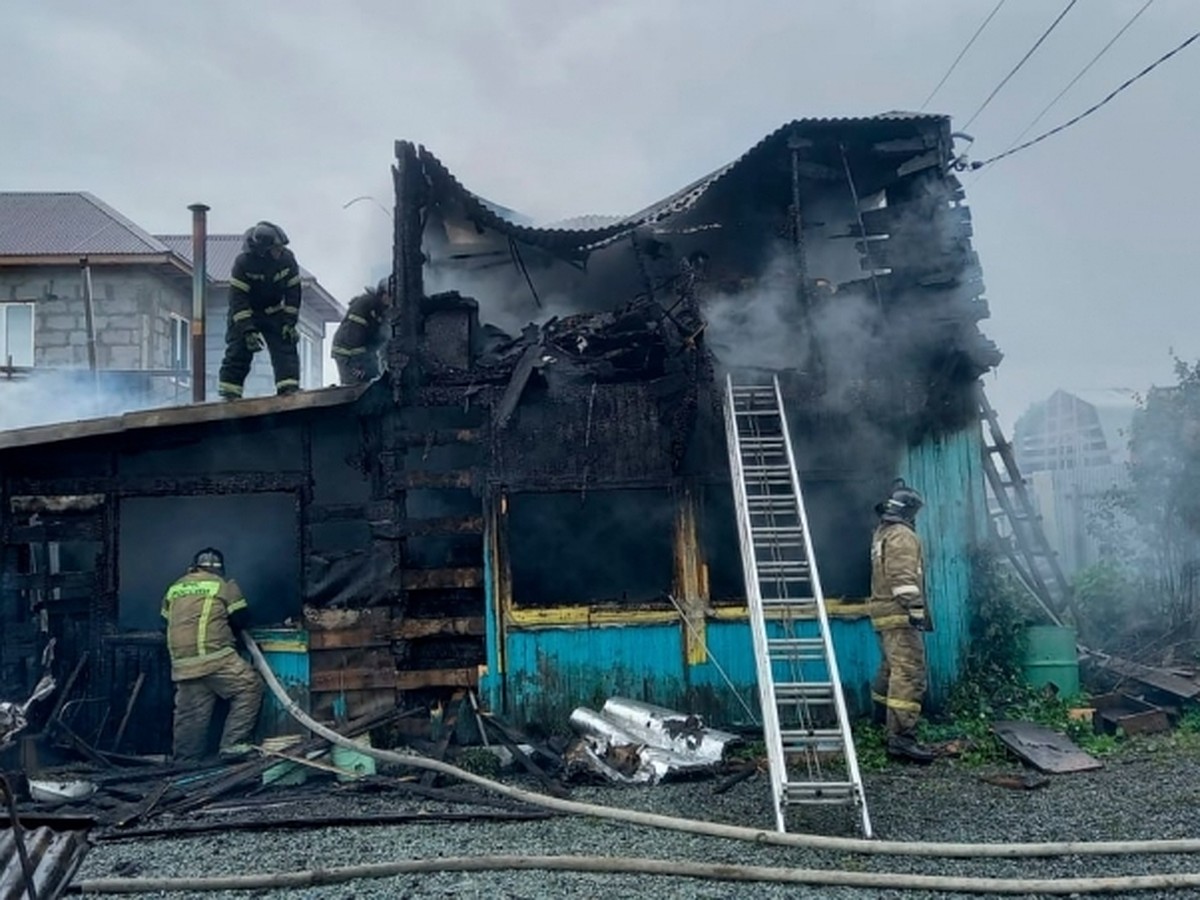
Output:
[37,299,69,316]
[108,346,141,368]
[44,315,78,330]
[40,331,69,347]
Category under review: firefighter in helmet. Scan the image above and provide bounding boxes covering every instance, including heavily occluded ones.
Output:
[869,480,937,763]
[331,277,392,385]
[162,548,262,762]
[218,221,304,400]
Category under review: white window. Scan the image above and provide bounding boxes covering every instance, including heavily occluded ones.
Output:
[168,314,191,382]
[0,302,35,368]
[299,333,316,388]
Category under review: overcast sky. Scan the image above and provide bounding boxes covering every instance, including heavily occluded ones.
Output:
[2,0,1196,427]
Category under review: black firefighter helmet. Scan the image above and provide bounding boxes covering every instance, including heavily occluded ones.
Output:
[877,479,924,523]
[193,547,225,574]
[245,221,289,254]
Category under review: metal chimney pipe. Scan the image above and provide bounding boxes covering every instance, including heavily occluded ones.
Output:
[188,203,209,403]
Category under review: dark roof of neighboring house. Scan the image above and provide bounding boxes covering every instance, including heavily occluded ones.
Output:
[156,234,344,322]
[0,192,171,256]
[422,111,950,254]
[0,192,343,322]
[0,383,369,451]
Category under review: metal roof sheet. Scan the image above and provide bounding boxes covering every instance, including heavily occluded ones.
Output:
[0,382,369,450]
[0,826,89,900]
[422,112,950,253]
[0,192,170,256]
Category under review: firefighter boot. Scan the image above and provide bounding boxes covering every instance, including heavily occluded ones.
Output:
[886,733,937,764]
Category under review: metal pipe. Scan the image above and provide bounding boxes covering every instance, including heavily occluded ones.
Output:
[79,257,98,373]
[188,203,209,403]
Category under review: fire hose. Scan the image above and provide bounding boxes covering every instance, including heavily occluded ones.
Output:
[69,633,1200,895]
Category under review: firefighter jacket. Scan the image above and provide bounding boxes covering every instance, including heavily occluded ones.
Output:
[162,570,249,681]
[228,248,302,335]
[869,520,927,631]
[331,289,387,359]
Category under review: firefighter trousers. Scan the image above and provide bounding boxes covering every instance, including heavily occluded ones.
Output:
[871,625,927,737]
[173,652,264,762]
[218,312,301,397]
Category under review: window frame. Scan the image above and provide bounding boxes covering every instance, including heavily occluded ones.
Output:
[0,301,36,369]
[168,313,191,386]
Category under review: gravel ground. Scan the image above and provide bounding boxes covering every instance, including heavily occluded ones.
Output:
[75,746,1200,899]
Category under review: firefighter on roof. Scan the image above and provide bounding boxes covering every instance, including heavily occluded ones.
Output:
[218,221,304,399]
[869,480,937,764]
[331,277,391,385]
[162,547,262,762]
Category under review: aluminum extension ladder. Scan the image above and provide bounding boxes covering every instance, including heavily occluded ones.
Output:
[723,374,872,837]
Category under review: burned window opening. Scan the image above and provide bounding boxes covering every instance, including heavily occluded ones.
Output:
[507,490,676,608]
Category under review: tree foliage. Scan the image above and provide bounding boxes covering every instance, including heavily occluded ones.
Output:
[1095,358,1200,638]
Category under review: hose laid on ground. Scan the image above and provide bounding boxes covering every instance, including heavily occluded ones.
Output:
[243,634,1200,860]
[69,854,1200,895]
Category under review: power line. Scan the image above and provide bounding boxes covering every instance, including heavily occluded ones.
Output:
[920,0,1008,111]
[961,0,1079,131]
[971,29,1200,170]
[1003,0,1155,152]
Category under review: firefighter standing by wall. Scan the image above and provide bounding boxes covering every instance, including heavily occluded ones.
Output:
[331,277,391,385]
[218,221,304,399]
[869,481,937,763]
[162,548,263,762]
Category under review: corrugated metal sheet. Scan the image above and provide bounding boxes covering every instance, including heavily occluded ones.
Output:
[421,111,949,253]
[0,192,168,256]
[0,826,89,900]
[900,422,988,703]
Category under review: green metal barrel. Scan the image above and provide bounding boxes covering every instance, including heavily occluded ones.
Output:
[1022,625,1080,698]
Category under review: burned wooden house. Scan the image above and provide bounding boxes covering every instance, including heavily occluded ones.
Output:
[0,113,1000,754]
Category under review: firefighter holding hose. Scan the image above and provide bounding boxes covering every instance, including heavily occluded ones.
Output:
[162,548,262,762]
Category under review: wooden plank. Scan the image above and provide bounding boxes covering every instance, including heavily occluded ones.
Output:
[861,201,971,236]
[398,515,485,537]
[310,668,398,692]
[396,667,478,690]
[400,470,474,490]
[395,616,485,639]
[393,428,483,446]
[307,629,391,651]
[303,607,391,632]
[992,721,1103,774]
[401,567,483,590]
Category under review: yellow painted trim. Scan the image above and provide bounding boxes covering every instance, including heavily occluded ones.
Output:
[506,606,681,628]
[256,639,307,653]
[506,599,876,630]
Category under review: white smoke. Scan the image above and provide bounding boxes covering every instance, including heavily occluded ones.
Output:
[0,373,177,432]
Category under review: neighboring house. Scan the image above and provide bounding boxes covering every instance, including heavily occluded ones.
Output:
[0,192,343,429]
[1013,389,1138,577]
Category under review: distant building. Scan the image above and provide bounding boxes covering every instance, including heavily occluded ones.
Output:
[1013,389,1138,576]
[0,192,343,429]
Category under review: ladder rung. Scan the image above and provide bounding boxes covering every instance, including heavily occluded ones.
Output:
[752,526,804,536]
[780,728,845,750]
[760,597,816,608]
[768,639,826,662]
[784,781,858,804]
[775,682,834,703]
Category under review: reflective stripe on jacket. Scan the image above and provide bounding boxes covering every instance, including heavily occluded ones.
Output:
[162,570,248,680]
[869,521,925,630]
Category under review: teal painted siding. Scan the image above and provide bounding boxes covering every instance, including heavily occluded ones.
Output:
[503,624,686,726]
[899,422,987,703]
[496,423,986,725]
